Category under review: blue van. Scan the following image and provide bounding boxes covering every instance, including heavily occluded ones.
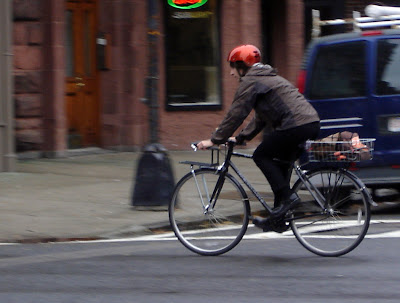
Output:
[297,28,400,192]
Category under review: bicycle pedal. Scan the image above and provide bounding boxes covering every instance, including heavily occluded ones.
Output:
[253,216,272,231]
[262,220,289,233]
[271,220,290,233]
[253,216,289,233]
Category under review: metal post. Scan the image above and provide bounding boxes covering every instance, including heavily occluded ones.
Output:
[132,1,175,209]
[0,0,15,172]
[311,9,321,38]
[147,0,160,144]
[352,11,361,32]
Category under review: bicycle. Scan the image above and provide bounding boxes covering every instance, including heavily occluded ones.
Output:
[168,138,376,257]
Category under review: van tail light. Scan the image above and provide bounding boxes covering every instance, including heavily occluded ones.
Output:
[392,165,400,169]
[362,30,383,36]
[297,70,306,94]
[349,162,358,171]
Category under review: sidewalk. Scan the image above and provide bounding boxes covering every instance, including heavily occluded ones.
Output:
[0,147,271,243]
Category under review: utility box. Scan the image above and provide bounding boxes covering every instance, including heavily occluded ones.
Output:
[132,144,175,209]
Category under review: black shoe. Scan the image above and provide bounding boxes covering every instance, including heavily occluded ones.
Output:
[270,193,300,219]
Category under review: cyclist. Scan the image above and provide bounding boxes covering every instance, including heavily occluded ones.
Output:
[197,44,320,230]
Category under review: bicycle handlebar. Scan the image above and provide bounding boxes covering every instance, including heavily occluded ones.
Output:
[191,143,224,152]
[191,139,243,152]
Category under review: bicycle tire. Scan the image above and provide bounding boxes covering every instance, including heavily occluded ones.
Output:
[169,168,250,256]
[290,168,371,257]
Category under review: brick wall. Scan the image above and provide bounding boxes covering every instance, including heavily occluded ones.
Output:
[98,0,149,150]
[269,0,304,83]
[13,0,44,152]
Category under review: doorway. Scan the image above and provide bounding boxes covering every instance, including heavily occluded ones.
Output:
[65,0,99,148]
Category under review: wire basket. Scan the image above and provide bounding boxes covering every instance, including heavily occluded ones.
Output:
[306,138,375,162]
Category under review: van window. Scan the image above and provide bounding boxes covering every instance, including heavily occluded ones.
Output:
[376,39,400,95]
[309,41,367,100]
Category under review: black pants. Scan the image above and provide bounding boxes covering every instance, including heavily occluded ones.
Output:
[253,122,320,206]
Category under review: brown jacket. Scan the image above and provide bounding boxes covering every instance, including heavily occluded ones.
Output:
[211,64,320,144]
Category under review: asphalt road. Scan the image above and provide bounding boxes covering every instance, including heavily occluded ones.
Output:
[1,217,400,303]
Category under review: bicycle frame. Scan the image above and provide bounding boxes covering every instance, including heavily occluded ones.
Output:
[205,142,328,216]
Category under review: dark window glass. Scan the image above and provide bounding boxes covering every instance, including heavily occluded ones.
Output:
[376,39,400,95]
[165,0,221,110]
[309,41,367,100]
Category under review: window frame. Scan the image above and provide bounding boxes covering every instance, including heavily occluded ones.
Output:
[163,0,222,111]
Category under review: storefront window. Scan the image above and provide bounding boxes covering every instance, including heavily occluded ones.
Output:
[165,0,221,110]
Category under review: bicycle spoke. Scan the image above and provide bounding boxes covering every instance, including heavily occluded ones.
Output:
[330,194,352,209]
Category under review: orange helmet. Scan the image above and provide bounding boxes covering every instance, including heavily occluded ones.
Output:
[227,45,261,67]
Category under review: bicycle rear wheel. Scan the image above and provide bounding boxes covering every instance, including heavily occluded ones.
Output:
[169,168,250,256]
[290,168,371,257]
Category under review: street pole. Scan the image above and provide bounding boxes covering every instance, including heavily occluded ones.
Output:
[147,0,160,144]
[131,1,175,208]
[0,0,16,172]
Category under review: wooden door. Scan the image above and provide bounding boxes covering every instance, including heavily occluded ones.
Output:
[65,0,99,148]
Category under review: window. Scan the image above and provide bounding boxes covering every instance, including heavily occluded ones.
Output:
[165,0,221,110]
[309,41,367,100]
[376,39,400,95]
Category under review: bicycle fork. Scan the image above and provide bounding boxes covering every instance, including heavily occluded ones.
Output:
[190,166,226,214]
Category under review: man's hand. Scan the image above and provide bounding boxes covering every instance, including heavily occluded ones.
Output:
[197,139,214,150]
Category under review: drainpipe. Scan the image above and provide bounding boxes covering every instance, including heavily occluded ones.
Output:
[0,0,15,172]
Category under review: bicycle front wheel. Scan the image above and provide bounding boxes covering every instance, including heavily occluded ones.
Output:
[290,168,371,257]
[169,168,250,256]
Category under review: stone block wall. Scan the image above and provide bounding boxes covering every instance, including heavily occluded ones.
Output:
[98,0,149,150]
[13,0,44,152]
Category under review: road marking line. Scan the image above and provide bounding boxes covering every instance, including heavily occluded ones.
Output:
[1,219,400,245]
[366,230,400,238]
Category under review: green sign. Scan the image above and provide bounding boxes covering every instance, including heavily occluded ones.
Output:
[168,0,208,10]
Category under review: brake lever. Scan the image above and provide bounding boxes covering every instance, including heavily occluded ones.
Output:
[191,142,199,151]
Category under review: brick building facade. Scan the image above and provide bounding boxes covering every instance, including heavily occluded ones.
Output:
[13,0,45,153]
[11,0,383,156]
